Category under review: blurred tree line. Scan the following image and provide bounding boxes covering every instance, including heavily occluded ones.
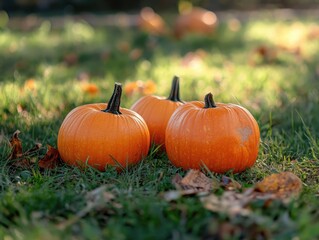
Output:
[1,0,318,13]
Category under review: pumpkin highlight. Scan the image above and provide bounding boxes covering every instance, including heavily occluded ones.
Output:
[57,83,150,171]
[165,93,260,173]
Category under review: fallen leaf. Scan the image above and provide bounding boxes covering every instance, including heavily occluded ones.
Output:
[8,131,42,169]
[254,171,302,201]
[8,130,23,159]
[174,170,216,192]
[201,172,302,217]
[38,145,61,169]
[221,175,242,191]
[163,170,219,201]
[200,190,251,217]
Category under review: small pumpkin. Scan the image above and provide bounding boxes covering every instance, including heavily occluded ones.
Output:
[57,83,150,171]
[130,76,184,150]
[165,93,260,173]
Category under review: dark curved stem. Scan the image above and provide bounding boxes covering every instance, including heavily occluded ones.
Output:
[204,93,217,108]
[102,83,122,114]
[167,76,183,103]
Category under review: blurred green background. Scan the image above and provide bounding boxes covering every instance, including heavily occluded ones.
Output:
[1,0,319,14]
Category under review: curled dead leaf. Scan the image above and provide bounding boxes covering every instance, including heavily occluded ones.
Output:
[38,145,61,169]
[254,171,302,201]
[201,172,302,217]
[200,191,252,217]
[163,170,220,201]
[173,169,217,192]
[8,130,23,159]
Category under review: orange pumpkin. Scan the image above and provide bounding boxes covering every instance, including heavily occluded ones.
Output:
[165,93,260,173]
[130,76,184,150]
[57,83,150,171]
[174,7,218,39]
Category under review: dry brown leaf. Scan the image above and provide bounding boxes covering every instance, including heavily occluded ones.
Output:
[254,171,302,201]
[221,175,242,191]
[163,170,219,201]
[200,191,252,217]
[8,131,45,169]
[173,170,217,192]
[8,130,23,159]
[38,145,61,169]
[201,172,302,217]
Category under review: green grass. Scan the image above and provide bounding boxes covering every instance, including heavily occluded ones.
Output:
[1,12,319,239]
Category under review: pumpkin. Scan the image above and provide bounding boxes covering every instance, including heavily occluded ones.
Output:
[130,76,184,150]
[165,93,260,173]
[57,83,150,171]
[174,7,218,39]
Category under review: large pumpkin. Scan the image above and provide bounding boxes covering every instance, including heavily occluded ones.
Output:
[165,93,260,173]
[57,83,150,171]
[130,76,184,150]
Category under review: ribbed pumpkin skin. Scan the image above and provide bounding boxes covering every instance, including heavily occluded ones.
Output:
[57,103,150,171]
[131,95,183,148]
[165,101,260,173]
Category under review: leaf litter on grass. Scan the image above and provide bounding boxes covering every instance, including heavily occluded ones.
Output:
[7,130,61,170]
[163,170,303,218]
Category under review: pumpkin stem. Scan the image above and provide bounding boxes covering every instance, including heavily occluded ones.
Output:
[167,76,183,102]
[103,83,122,115]
[204,93,217,108]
